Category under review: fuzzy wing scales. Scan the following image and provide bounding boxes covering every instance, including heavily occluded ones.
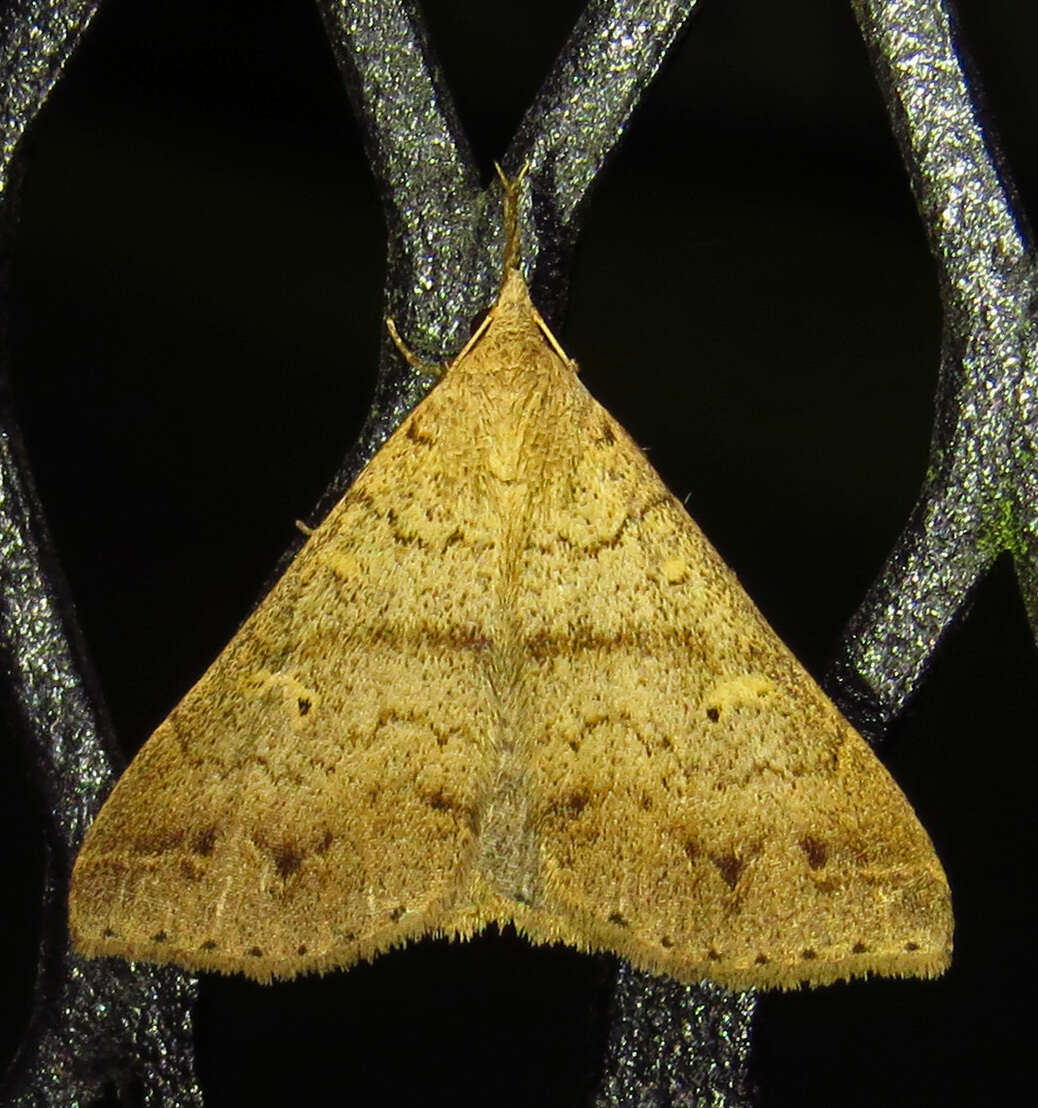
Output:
[511,383,952,989]
[69,375,501,981]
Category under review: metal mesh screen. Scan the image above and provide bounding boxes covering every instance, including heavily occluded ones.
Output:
[1,1,1034,1104]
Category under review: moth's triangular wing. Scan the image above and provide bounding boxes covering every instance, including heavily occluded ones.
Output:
[69,370,502,981]
[509,379,952,989]
[71,269,952,990]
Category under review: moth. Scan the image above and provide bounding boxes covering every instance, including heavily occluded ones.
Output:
[69,173,952,989]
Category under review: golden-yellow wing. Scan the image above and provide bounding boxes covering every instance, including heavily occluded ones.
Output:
[506,371,951,988]
[69,368,506,981]
[70,257,951,991]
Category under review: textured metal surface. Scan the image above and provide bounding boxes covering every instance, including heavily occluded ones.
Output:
[0,413,202,1106]
[4,0,1030,1105]
[0,1,202,1106]
[310,0,482,521]
[0,0,100,197]
[595,966,756,1108]
[505,0,701,323]
[829,0,1038,736]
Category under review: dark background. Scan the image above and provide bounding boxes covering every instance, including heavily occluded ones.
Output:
[2,0,1037,1104]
